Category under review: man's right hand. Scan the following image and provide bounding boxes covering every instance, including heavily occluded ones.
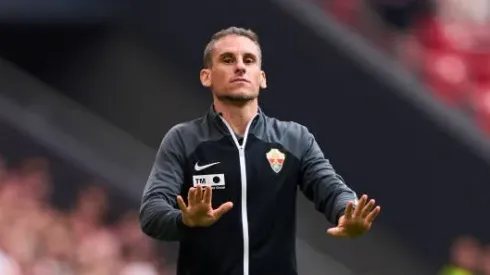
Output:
[176,184,233,227]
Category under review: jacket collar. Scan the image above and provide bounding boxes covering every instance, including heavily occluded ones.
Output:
[207,104,264,135]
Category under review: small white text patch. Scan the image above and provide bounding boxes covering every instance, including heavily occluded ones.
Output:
[192,174,225,189]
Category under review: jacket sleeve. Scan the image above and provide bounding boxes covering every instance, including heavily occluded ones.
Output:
[298,127,358,225]
[139,125,188,241]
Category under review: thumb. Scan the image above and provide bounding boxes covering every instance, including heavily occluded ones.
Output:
[176,195,187,212]
[213,202,234,220]
[326,226,347,237]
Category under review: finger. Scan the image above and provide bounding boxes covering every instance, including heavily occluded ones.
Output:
[203,185,212,204]
[176,195,188,213]
[213,202,234,220]
[187,187,196,205]
[366,206,381,223]
[326,227,349,238]
[195,184,203,202]
[353,195,367,217]
[361,199,375,218]
[344,202,354,219]
[188,187,196,205]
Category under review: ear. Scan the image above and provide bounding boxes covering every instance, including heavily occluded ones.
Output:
[260,70,267,89]
[200,69,212,88]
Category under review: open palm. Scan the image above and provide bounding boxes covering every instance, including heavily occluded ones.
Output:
[326,194,381,238]
[177,184,233,227]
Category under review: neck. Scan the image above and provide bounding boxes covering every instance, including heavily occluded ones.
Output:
[214,99,258,136]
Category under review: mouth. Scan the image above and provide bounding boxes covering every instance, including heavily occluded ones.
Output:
[230,78,250,83]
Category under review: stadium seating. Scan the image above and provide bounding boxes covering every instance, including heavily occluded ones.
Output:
[324,0,490,136]
[0,155,172,274]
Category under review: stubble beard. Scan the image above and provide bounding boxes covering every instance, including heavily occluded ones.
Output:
[216,90,259,105]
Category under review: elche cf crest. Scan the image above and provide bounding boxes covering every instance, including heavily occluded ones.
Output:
[266,148,285,173]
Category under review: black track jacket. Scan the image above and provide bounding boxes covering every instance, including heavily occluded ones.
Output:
[139,106,358,275]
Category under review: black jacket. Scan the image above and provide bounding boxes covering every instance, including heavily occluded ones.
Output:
[139,106,358,275]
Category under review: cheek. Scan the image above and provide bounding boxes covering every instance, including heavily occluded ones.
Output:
[253,74,263,87]
[211,71,229,86]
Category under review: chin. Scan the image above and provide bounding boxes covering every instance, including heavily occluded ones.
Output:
[217,90,258,103]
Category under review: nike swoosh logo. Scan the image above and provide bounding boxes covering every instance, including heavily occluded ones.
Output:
[194,162,220,171]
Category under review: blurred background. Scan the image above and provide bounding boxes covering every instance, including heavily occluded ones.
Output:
[0,0,489,274]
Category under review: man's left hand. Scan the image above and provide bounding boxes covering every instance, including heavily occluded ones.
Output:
[326,194,381,238]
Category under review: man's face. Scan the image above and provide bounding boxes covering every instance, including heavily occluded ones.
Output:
[200,35,267,103]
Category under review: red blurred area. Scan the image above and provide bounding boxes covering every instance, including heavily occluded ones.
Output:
[326,0,490,136]
[0,155,172,275]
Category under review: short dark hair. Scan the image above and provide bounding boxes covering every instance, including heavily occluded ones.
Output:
[203,26,262,68]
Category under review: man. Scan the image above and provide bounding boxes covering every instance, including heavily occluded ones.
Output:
[139,26,381,275]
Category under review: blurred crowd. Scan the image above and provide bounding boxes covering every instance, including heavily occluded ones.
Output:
[324,0,490,135]
[0,155,173,275]
[440,235,490,275]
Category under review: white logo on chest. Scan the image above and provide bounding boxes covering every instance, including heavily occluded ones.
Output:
[193,174,226,189]
[266,148,286,173]
[194,161,220,171]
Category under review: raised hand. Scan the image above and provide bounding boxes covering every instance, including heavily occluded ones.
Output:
[176,184,233,227]
[326,194,381,238]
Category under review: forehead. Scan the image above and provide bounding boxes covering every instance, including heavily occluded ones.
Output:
[212,35,260,57]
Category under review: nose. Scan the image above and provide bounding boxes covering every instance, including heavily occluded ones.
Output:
[234,59,246,75]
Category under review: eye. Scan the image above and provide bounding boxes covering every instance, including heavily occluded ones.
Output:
[220,54,235,64]
[244,56,256,64]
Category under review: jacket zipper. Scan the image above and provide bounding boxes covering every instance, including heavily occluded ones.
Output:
[219,114,257,275]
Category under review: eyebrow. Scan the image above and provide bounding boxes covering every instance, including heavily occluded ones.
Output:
[219,52,234,59]
[218,52,258,60]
